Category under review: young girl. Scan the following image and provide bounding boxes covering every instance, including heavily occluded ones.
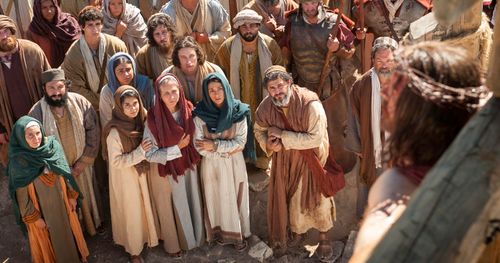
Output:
[103,86,158,263]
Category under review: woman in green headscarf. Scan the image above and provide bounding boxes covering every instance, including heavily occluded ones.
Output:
[8,116,89,263]
[193,72,254,251]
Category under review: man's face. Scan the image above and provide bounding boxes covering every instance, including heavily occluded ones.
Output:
[82,19,103,40]
[265,1,282,16]
[41,0,56,23]
[238,23,260,42]
[0,28,16,52]
[302,1,320,19]
[267,77,292,107]
[373,48,396,80]
[44,80,68,107]
[178,47,198,76]
[152,25,173,51]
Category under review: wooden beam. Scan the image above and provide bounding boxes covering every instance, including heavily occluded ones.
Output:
[366,98,500,263]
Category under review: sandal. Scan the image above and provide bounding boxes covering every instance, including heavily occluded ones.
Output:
[216,238,227,246]
[234,240,248,252]
[316,240,334,262]
[166,250,184,258]
[129,255,143,263]
[287,233,304,248]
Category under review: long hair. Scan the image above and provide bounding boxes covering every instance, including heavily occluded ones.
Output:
[387,42,483,168]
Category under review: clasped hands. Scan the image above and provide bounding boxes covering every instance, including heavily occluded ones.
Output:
[266,126,283,152]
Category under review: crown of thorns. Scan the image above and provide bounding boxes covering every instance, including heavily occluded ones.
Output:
[396,66,490,112]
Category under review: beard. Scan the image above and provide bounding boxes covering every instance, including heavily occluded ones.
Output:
[0,35,17,52]
[271,88,292,107]
[44,91,68,107]
[375,67,394,79]
[157,40,172,54]
[241,32,258,42]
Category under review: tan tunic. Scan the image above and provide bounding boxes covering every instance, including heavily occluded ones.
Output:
[135,43,172,81]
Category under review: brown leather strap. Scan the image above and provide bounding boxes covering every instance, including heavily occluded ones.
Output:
[373,0,400,42]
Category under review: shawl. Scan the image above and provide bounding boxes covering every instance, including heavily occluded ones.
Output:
[398,166,431,186]
[7,116,80,230]
[166,61,217,103]
[193,72,256,161]
[29,0,81,67]
[229,32,273,100]
[102,0,147,55]
[102,85,148,174]
[106,52,154,109]
[79,33,107,94]
[370,68,382,169]
[146,73,200,182]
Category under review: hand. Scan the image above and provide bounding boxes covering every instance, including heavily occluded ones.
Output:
[116,20,128,38]
[195,139,216,152]
[274,25,285,37]
[141,139,153,152]
[266,136,282,152]
[268,127,283,139]
[177,134,191,149]
[355,27,367,40]
[69,198,77,212]
[327,35,340,53]
[0,133,8,144]
[264,17,277,32]
[34,218,46,229]
[195,31,210,44]
[71,161,86,177]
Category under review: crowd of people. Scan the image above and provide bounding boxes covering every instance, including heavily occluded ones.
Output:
[0,0,495,262]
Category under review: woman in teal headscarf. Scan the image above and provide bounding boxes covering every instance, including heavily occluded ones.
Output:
[99,52,154,128]
[8,116,89,263]
[193,72,253,251]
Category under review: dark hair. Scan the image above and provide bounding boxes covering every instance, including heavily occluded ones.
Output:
[78,6,104,27]
[112,56,133,71]
[387,42,482,168]
[172,36,206,68]
[262,0,280,6]
[146,14,177,46]
[119,89,140,104]
[262,70,293,88]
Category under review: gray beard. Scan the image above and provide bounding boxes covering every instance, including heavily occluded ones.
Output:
[271,89,292,107]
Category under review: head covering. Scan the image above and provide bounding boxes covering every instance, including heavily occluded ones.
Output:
[0,15,17,35]
[7,116,80,230]
[107,52,154,109]
[29,0,81,67]
[147,72,200,182]
[193,72,256,161]
[232,9,263,29]
[102,85,149,173]
[42,68,66,85]
[264,65,288,76]
[373,36,399,50]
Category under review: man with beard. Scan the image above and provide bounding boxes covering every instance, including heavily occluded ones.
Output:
[348,37,398,187]
[216,9,285,169]
[29,68,102,236]
[136,13,176,81]
[254,65,341,261]
[61,6,127,112]
[0,15,50,168]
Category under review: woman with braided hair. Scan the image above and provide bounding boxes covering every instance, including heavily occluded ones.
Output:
[350,41,490,262]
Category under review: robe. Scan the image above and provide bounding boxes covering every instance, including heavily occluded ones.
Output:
[58,0,87,18]
[144,111,204,252]
[193,117,251,244]
[135,43,172,82]
[0,0,34,38]
[106,128,158,255]
[61,33,128,111]
[30,92,102,236]
[254,85,335,247]
[139,0,169,21]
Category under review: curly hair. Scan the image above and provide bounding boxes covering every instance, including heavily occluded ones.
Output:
[146,13,177,46]
[171,36,206,68]
[78,6,104,27]
[387,42,483,168]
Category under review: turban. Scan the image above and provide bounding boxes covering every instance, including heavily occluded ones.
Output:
[373,36,399,50]
[42,69,66,85]
[233,9,263,29]
[0,15,17,35]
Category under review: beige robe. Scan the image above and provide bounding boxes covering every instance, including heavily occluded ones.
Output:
[0,0,34,38]
[61,34,128,111]
[58,0,88,18]
[106,128,158,255]
[135,43,172,81]
[194,117,251,243]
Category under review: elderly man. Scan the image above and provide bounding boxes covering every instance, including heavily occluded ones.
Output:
[254,66,342,261]
[29,68,102,236]
[0,15,50,167]
[161,0,231,62]
[136,13,177,81]
[61,5,127,111]
[216,9,285,169]
[348,37,398,187]
[163,36,224,104]
[243,0,297,43]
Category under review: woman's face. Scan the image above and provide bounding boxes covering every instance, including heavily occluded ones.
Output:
[114,62,134,85]
[41,0,56,23]
[208,81,225,108]
[25,125,42,149]
[159,80,180,113]
[122,96,140,118]
[108,0,123,18]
